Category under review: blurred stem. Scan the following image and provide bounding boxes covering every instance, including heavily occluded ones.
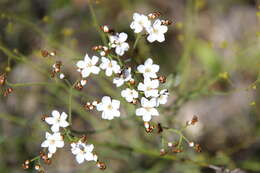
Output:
[68,87,73,124]
[0,113,27,126]
[88,2,107,45]
[6,81,52,87]
[133,34,142,50]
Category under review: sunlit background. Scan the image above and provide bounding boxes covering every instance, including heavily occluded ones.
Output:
[0,0,260,172]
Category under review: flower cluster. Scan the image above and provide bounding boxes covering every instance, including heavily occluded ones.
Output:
[130,12,171,43]
[21,10,200,172]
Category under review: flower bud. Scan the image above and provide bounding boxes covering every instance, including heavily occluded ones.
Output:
[129,79,135,85]
[158,76,166,83]
[160,148,167,156]
[96,161,106,170]
[35,164,41,170]
[41,50,49,57]
[0,73,6,85]
[161,20,173,25]
[148,12,161,19]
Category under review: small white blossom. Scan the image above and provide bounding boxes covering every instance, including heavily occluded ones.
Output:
[137,58,159,78]
[136,97,159,122]
[113,67,133,87]
[71,141,96,164]
[157,89,169,106]
[45,110,69,132]
[41,132,64,154]
[121,88,138,102]
[59,73,65,79]
[96,96,120,120]
[100,57,120,76]
[146,19,168,43]
[130,13,151,33]
[109,32,129,56]
[76,54,100,78]
[138,77,159,98]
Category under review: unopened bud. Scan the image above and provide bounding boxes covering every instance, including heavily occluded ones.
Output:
[0,73,6,85]
[96,161,106,170]
[160,148,167,156]
[158,76,166,83]
[148,12,161,19]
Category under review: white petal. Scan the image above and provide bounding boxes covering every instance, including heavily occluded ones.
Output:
[55,140,64,148]
[105,68,113,76]
[60,120,69,128]
[76,61,86,69]
[52,110,60,118]
[136,108,146,116]
[91,66,100,74]
[113,110,120,117]
[60,112,68,120]
[91,56,99,65]
[150,108,159,116]
[143,114,152,122]
[86,144,94,152]
[156,34,165,42]
[133,13,141,20]
[147,34,156,43]
[145,58,153,66]
[137,64,145,73]
[102,96,111,104]
[112,99,120,109]
[159,25,168,33]
[45,117,55,125]
[48,145,57,154]
[84,152,94,161]
[96,103,104,111]
[137,82,146,91]
[76,154,85,164]
[51,124,60,132]
[81,68,91,78]
[152,64,160,73]
[118,32,128,42]
[41,140,49,148]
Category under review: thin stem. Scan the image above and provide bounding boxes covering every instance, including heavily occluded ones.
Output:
[6,81,52,87]
[133,34,142,50]
[68,87,73,124]
[88,2,107,45]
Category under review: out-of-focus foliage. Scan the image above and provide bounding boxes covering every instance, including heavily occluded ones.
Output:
[0,0,259,173]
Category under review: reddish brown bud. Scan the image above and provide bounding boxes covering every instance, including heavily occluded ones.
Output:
[129,79,135,85]
[0,73,6,85]
[160,148,167,156]
[41,50,49,57]
[157,123,163,133]
[44,158,52,165]
[161,20,173,25]
[194,144,202,152]
[96,161,106,170]
[41,115,48,121]
[80,135,87,143]
[100,25,110,33]
[158,76,166,83]
[172,148,183,153]
[22,163,29,169]
[148,12,161,19]
[35,164,41,170]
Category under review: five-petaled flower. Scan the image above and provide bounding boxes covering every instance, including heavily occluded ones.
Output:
[109,32,129,56]
[130,13,151,33]
[45,110,70,132]
[113,67,133,87]
[137,58,160,79]
[96,96,121,120]
[71,141,97,164]
[157,89,169,106]
[121,88,139,103]
[100,57,121,76]
[136,97,159,122]
[146,19,168,43]
[76,54,100,78]
[41,132,64,154]
[138,77,159,98]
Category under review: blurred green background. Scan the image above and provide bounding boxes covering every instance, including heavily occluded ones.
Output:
[0,0,260,172]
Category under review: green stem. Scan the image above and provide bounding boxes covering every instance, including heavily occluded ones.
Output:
[88,3,107,45]
[133,34,142,50]
[68,87,73,124]
[6,81,52,88]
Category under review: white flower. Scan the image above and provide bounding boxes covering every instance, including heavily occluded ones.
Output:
[113,67,133,87]
[96,96,120,120]
[138,77,159,98]
[45,110,69,132]
[146,19,168,43]
[109,32,129,56]
[100,57,120,76]
[130,13,151,33]
[157,89,169,106]
[136,97,159,122]
[71,141,96,164]
[76,54,100,78]
[137,58,159,78]
[59,73,65,79]
[121,88,138,102]
[41,132,64,154]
